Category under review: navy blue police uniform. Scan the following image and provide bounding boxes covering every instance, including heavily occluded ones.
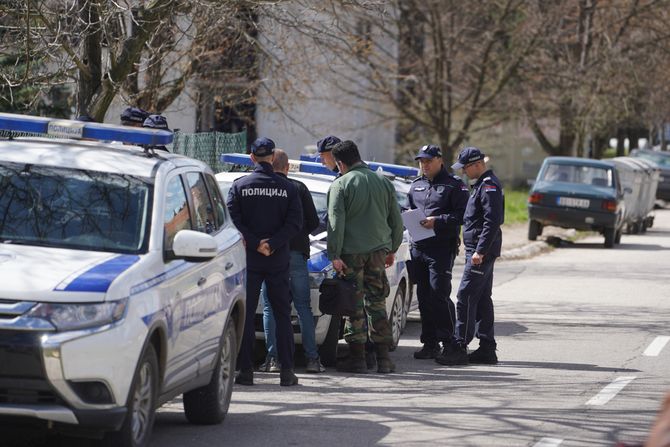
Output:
[408,145,468,357]
[227,138,303,377]
[452,148,504,352]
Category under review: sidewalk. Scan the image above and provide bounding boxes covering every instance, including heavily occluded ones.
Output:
[454,222,578,265]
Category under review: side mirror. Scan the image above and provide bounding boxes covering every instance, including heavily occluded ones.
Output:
[172,230,217,262]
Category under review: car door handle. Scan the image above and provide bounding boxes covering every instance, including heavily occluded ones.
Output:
[224,262,234,271]
[197,277,207,287]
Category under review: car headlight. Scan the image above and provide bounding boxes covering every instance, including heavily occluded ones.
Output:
[27,299,128,331]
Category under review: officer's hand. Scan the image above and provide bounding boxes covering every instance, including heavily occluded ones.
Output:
[384,252,395,268]
[472,252,484,265]
[257,239,272,256]
[420,216,436,229]
[332,258,347,274]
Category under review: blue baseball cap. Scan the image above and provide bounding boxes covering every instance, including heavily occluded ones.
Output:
[414,144,442,160]
[452,146,486,169]
[121,107,150,125]
[251,137,275,157]
[142,114,170,130]
[316,135,341,153]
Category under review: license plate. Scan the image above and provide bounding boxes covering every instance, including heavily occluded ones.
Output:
[557,196,590,208]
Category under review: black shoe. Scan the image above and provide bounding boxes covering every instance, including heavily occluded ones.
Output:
[469,344,498,364]
[435,345,468,366]
[413,344,441,360]
[280,369,299,386]
[259,355,281,373]
[235,369,254,386]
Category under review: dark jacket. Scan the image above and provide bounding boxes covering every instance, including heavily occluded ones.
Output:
[227,162,303,270]
[408,166,469,249]
[462,169,505,257]
[278,173,319,257]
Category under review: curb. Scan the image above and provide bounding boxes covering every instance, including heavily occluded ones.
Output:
[499,228,578,261]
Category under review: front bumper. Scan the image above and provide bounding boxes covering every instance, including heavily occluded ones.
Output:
[0,319,136,431]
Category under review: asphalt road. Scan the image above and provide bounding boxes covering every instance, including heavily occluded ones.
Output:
[8,210,670,446]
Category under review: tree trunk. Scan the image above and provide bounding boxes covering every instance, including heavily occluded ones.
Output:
[76,0,102,117]
[616,128,626,156]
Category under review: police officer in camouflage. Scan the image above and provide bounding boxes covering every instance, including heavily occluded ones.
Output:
[326,140,404,374]
[227,137,303,386]
[437,147,504,366]
[408,145,468,361]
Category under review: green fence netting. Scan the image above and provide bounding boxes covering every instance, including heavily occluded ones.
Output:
[169,130,247,173]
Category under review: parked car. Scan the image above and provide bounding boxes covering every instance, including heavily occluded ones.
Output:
[527,156,626,248]
[0,113,245,446]
[217,157,416,366]
[630,148,670,202]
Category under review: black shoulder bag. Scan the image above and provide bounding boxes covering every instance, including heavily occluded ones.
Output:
[318,277,357,316]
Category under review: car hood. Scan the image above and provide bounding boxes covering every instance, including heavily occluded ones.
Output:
[532,180,617,200]
[0,244,139,302]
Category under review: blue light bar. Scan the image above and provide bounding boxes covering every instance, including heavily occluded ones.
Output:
[221,153,420,178]
[0,112,173,146]
[300,153,419,177]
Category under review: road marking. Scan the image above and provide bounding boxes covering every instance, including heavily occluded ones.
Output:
[586,376,636,406]
[533,438,563,447]
[643,336,670,356]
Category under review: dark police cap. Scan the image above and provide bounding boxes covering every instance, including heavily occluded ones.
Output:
[142,114,170,131]
[76,114,96,123]
[250,137,276,157]
[452,146,486,169]
[120,107,150,124]
[316,135,341,153]
[414,144,442,160]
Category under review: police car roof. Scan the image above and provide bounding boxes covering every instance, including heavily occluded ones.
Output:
[0,137,203,177]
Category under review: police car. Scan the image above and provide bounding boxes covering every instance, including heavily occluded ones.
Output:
[217,154,416,366]
[0,113,246,446]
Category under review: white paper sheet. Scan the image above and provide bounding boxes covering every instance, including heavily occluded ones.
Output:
[401,209,435,242]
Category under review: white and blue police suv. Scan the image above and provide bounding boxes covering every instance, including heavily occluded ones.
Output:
[217,154,417,367]
[0,113,246,446]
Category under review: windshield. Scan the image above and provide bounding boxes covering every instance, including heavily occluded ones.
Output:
[540,163,613,188]
[0,162,151,252]
[635,152,670,168]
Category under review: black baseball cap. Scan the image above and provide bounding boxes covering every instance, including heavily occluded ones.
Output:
[414,144,442,160]
[316,135,341,153]
[251,137,276,157]
[452,147,486,169]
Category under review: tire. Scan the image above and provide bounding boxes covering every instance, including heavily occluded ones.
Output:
[318,314,341,367]
[389,285,405,352]
[614,228,622,244]
[184,321,237,425]
[528,220,542,241]
[400,282,411,333]
[105,344,159,447]
[604,227,615,248]
[640,219,648,233]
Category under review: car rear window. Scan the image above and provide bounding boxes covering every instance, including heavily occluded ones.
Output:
[0,162,151,252]
[541,163,613,188]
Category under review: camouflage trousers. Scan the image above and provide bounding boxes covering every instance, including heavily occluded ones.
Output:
[340,249,392,345]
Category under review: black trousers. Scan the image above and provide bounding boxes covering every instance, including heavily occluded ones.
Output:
[238,267,295,370]
[454,251,496,347]
[411,243,457,346]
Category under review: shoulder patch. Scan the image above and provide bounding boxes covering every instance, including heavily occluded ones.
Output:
[484,185,497,192]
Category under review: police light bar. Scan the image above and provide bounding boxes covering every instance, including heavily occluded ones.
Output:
[0,112,173,146]
[222,153,419,178]
[300,153,419,178]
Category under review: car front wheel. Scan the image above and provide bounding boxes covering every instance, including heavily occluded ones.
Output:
[105,344,159,447]
[184,321,237,425]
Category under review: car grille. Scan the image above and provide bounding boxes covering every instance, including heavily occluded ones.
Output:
[0,378,63,405]
[0,330,46,379]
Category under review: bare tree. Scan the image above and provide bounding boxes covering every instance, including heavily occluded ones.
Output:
[260,0,550,164]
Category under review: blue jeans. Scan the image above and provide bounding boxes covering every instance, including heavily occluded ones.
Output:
[263,251,318,359]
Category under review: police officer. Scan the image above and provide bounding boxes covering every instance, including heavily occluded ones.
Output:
[316,135,342,173]
[142,114,171,152]
[408,144,468,361]
[227,137,303,386]
[120,107,150,127]
[437,147,504,366]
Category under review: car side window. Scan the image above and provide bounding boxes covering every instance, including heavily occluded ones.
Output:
[185,172,217,234]
[164,176,192,252]
[204,173,226,228]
